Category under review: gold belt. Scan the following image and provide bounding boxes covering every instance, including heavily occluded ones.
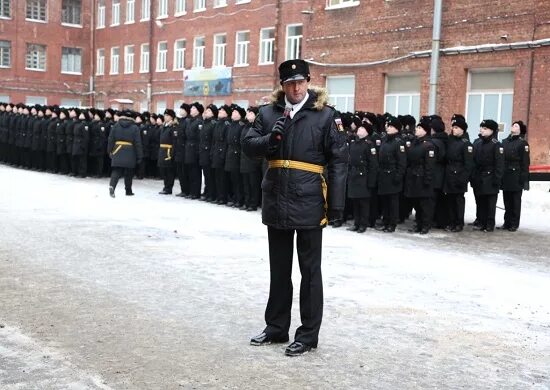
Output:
[160,143,173,160]
[112,141,132,155]
[268,159,328,226]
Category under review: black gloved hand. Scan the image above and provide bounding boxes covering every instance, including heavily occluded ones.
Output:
[268,117,286,147]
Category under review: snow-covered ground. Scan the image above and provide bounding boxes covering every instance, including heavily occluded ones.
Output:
[0,164,549,389]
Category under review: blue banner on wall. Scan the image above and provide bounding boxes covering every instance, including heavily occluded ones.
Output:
[183,67,232,97]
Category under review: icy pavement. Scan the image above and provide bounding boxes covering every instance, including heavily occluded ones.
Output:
[0,164,549,389]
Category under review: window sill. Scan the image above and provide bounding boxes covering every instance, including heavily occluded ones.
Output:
[61,71,83,75]
[0,16,12,20]
[61,23,83,28]
[174,11,187,17]
[140,18,150,22]
[213,4,227,8]
[193,8,206,13]
[156,15,168,20]
[258,61,274,66]
[325,1,360,10]
[25,18,47,24]
[156,69,167,73]
[124,20,135,25]
[173,68,185,71]
[110,23,120,27]
[234,63,249,68]
[139,69,150,73]
[109,73,119,75]
[124,71,134,74]
[0,65,11,68]
[235,0,251,4]
[25,68,46,72]
[96,25,105,29]
[96,73,105,76]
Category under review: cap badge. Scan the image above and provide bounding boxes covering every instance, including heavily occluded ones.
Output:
[291,64,296,69]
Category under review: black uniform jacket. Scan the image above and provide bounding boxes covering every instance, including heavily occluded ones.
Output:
[157,122,177,168]
[444,134,474,194]
[199,117,216,167]
[501,134,530,192]
[108,117,143,169]
[225,120,244,172]
[472,136,505,195]
[404,136,435,198]
[184,116,203,165]
[347,136,378,198]
[242,87,348,230]
[377,133,407,195]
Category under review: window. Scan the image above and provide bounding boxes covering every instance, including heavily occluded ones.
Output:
[326,0,360,9]
[259,27,275,64]
[158,0,167,17]
[174,39,186,70]
[0,95,10,102]
[213,34,226,67]
[193,0,205,12]
[60,98,81,107]
[156,41,167,71]
[97,0,105,27]
[156,100,166,114]
[193,36,204,68]
[0,40,10,67]
[96,48,105,75]
[111,0,120,25]
[384,74,421,119]
[235,0,250,3]
[26,0,47,21]
[61,47,82,74]
[235,31,249,66]
[285,24,302,60]
[327,76,355,113]
[26,44,46,71]
[1,0,11,18]
[126,0,135,22]
[466,70,514,140]
[26,96,47,105]
[124,45,134,73]
[62,0,81,25]
[141,0,150,20]
[110,47,120,74]
[140,43,149,72]
[175,0,185,14]
[233,100,249,109]
[213,0,226,7]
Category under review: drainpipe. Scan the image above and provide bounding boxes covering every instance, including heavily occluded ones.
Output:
[90,0,95,107]
[525,15,537,129]
[428,0,442,115]
[273,0,283,91]
[147,0,154,111]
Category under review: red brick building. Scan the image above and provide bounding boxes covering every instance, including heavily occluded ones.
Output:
[1,0,549,165]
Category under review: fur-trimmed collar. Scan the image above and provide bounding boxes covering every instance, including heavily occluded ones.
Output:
[270,86,329,112]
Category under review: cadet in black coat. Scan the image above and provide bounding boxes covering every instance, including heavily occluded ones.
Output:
[30,107,44,170]
[200,104,218,202]
[107,110,143,197]
[157,112,177,194]
[472,119,505,232]
[147,114,160,178]
[500,121,530,231]
[71,110,90,177]
[240,107,263,211]
[346,125,378,232]
[88,110,108,177]
[429,118,449,229]
[243,59,348,356]
[404,121,436,234]
[185,102,204,199]
[65,109,78,175]
[225,105,246,207]
[444,116,474,232]
[174,105,189,197]
[377,116,407,232]
[46,108,59,172]
[211,105,231,204]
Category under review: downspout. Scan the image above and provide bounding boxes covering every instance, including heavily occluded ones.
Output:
[525,14,537,129]
[147,0,154,111]
[428,0,442,115]
[90,0,95,107]
[273,0,283,91]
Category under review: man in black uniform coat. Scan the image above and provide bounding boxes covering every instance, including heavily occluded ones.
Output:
[243,59,348,356]
[471,119,504,232]
[45,107,59,172]
[499,120,530,231]
[429,117,449,229]
[225,105,246,207]
[174,103,189,197]
[240,106,263,211]
[200,104,218,202]
[184,102,204,199]
[108,110,143,197]
[211,105,231,204]
[158,111,177,194]
[443,116,474,232]
[71,109,90,177]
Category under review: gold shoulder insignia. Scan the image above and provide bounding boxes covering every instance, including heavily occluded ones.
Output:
[334,118,344,132]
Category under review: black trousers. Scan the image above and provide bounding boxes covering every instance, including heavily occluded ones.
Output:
[352,198,370,227]
[215,167,228,202]
[399,192,413,221]
[447,193,466,228]
[433,189,449,228]
[201,166,216,200]
[186,163,202,198]
[265,226,323,348]
[159,166,175,192]
[176,162,189,195]
[369,195,380,227]
[89,155,104,177]
[147,159,158,178]
[411,197,434,230]
[57,154,69,174]
[381,193,399,228]
[242,169,261,208]
[110,168,134,193]
[503,190,523,228]
[71,155,87,177]
[478,194,498,229]
[473,188,481,222]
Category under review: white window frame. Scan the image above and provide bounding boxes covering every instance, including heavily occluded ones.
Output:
[285,24,302,60]
[213,0,226,7]
[140,43,150,73]
[175,0,186,15]
[124,45,134,73]
[97,0,105,28]
[325,0,360,10]
[235,0,250,4]
[61,0,82,26]
[326,75,355,113]
[126,0,135,23]
[0,40,11,68]
[110,46,120,75]
[96,48,105,75]
[193,36,205,68]
[158,0,168,18]
[61,47,82,74]
[173,39,186,71]
[213,33,226,67]
[0,0,11,19]
[156,41,168,72]
[111,0,120,26]
[193,0,205,12]
[141,0,150,20]
[25,43,47,71]
[234,30,249,67]
[259,27,275,65]
[26,0,47,22]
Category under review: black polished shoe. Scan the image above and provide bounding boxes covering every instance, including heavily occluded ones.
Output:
[159,189,172,195]
[375,225,388,231]
[347,225,359,232]
[356,226,367,233]
[250,332,289,346]
[246,206,257,211]
[175,192,186,197]
[419,228,430,235]
[109,186,115,198]
[383,226,396,233]
[239,204,248,210]
[408,226,421,233]
[472,225,486,231]
[126,192,135,196]
[468,219,480,226]
[508,226,518,232]
[284,341,314,357]
[451,225,463,232]
[332,220,343,228]
[496,224,510,230]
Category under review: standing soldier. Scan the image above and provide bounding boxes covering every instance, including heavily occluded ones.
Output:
[347,124,378,233]
[404,120,436,234]
[225,105,246,208]
[376,116,407,233]
[499,121,530,231]
[429,116,449,229]
[136,112,151,180]
[65,108,78,175]
[30,106,44,170]
[108,110,143,197]
[184,102,204,199]
[71,109,90,178]
[200,104,218,202]
[45,107,59,172]
[56,109,69,174]
[174,104,188,197]
[158,111,177,195]
[148,113,160,178]
[89,109,107,177]
[471,119,504,232]
[212,105,231,204]
[444,115,474,232]
[243,59,348,356]
[240,106,263,211]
